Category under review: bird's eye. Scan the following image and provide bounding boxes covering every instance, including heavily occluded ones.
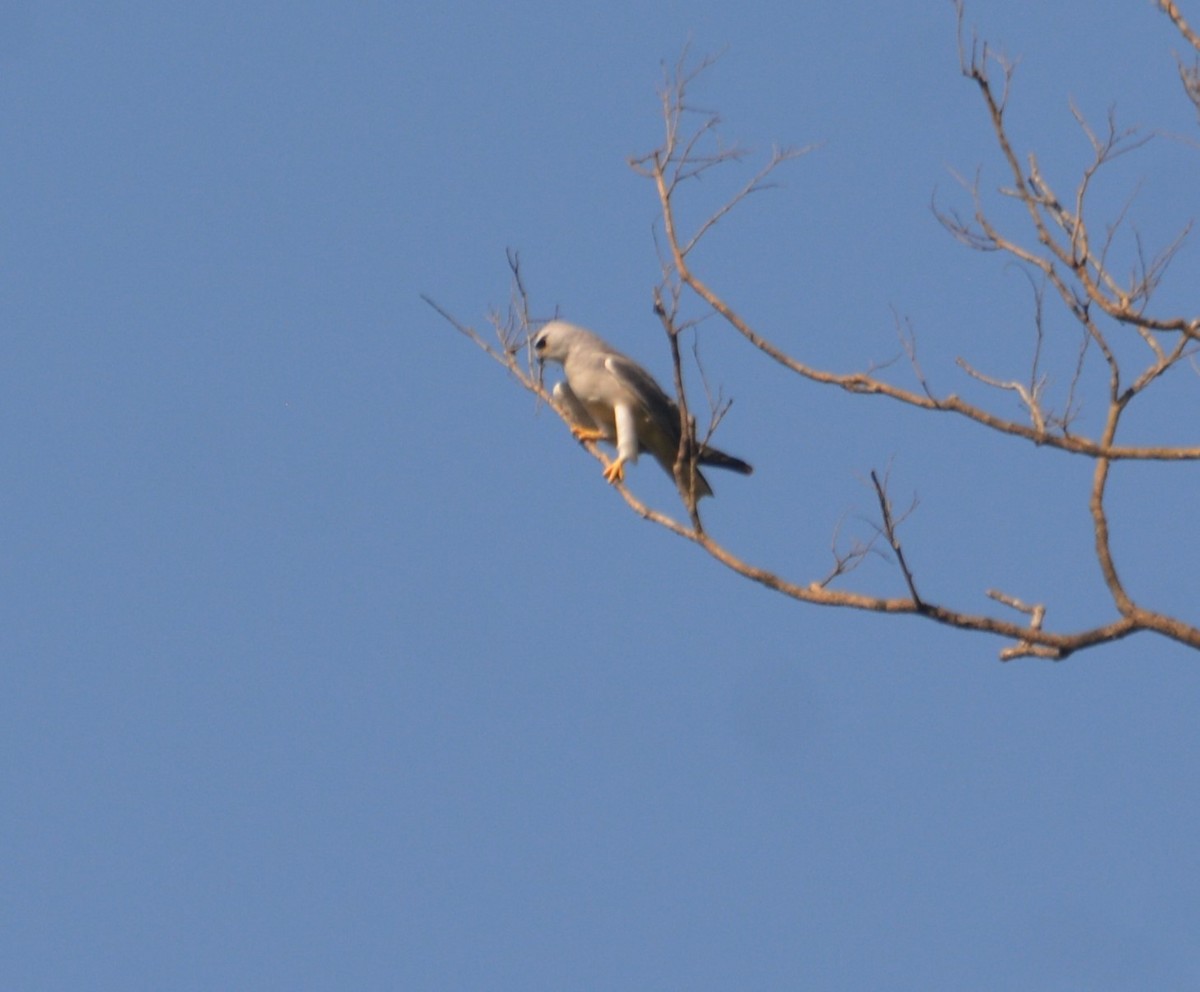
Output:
[534,336,546,351]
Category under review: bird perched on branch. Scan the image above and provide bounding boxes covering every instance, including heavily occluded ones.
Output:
[532,319,752,498]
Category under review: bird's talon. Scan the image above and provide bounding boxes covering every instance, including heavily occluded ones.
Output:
[602,458,626,485]
[570,425,606,443]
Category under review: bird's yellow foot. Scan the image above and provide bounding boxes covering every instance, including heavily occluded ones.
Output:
[602,457,626,485]
[570,425,607,442]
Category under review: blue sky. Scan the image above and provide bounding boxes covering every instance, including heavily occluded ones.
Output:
[4,1,1199,988]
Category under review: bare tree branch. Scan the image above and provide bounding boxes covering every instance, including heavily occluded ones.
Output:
[1160,0,1200,54]
[434,11,1200,660]
[868,469,922,607]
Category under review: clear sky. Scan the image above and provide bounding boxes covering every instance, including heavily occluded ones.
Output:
[4,1,1199,988]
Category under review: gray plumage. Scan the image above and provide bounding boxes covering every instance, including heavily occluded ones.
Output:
[532,319,752,498]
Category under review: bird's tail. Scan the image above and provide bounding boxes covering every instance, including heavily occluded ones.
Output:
[698,446,753,475]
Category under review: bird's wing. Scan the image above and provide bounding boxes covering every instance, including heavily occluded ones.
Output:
[602,354,680,445]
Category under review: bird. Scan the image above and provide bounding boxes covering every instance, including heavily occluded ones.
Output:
[532,319,752,498]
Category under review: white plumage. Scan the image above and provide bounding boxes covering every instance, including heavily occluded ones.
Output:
[532,319,752,498]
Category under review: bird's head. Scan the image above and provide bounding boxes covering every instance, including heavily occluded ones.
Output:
[531,320,575,365]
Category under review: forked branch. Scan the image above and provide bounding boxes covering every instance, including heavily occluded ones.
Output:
[433,13,1200,660]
